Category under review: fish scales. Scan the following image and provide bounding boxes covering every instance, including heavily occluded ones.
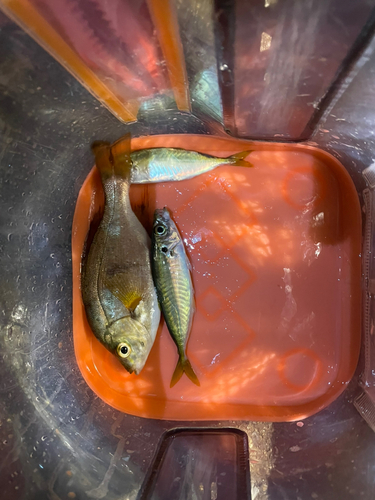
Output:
[130,147,253,183]
[158,254,192,346]
[82,136,160,375]
[151,208,199,387]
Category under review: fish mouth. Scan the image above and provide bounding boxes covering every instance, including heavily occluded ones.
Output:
[121,362,141,376]
[123,366,137,375]
[154,207,170,221]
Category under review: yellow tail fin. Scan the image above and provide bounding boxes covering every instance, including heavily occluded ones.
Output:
[111,133,132,178]
[228,150,254,168]
[92,141,112,180]
[92,134,132,180]
[170,356,200,388]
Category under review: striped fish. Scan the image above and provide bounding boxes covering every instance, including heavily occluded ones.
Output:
[130,147,253,183]
[151,207,199,387]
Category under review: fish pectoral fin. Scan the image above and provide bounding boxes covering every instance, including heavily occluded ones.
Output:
[104,274,142,313]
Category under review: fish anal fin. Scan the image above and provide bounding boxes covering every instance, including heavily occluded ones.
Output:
[104,273,142,312]
[229,150,254,168]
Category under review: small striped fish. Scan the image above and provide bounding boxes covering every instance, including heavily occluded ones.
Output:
[130,147,253,183]
[151,207,199,387]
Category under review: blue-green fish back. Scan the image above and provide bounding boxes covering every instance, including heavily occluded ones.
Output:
[131,147,253,183]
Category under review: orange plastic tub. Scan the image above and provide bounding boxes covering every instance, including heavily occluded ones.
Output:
[72,135,361,421]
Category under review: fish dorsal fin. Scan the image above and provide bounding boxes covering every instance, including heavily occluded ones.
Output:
[110,134,132,179]
[104,273,142,312]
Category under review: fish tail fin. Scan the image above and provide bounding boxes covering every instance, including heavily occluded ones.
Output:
[92,141,113,180]
[92,140,111,152]
[170,355,200,388]
[110,133,132,179]
[228,150,254,168]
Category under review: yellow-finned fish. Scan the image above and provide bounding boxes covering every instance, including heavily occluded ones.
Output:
[81,135,160,374]
[130,148,253,183]
[151,207,199,388]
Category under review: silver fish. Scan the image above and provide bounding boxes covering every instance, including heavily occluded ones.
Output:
[82,136,160,374]
[151,207,199,387]
[130,147,253,183]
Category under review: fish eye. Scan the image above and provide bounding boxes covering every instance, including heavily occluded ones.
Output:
[155,225,166,236]
[117,342,131,358]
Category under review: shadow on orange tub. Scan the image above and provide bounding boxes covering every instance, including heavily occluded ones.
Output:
[72,135,361,421]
